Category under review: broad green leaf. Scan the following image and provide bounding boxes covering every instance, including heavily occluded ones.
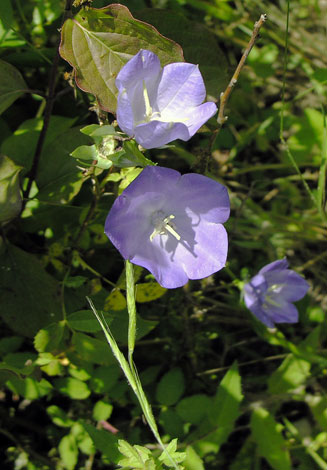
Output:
[34,322,66,353]
[135,282,167,303]
[156,367,185,406]
[0,60,27,114]
[250,407,291,470]
[135,9,228,99]
[183,446,204,470]
[72,331,115,365]
[0,336,23,355]
[89,364,121,394]
[71,422,95,455]
[93,400,113,421]
[0,155,22,223]
[268,326,322,394]
[67,310,106,333]
[59,4,183,113]
[82,421,120,462]
[176,394,212,425]
[209,362,243,431]
[1,116,76,175]
[36,126,90,203]
[104,289,127,311]
[0,0,14,30]
[159,408,184,438]
[58,434,78,470]
[0,243,62,337]
[54,377,91,400]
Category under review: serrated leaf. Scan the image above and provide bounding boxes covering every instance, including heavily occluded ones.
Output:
[59,4,183,113]
[250,407,291,470]
[156,368,185,406]
[0,155,22,223]
[0,59,27,114]
[135,282,167,303]
[159,439,186,467]
[118,440,153,469]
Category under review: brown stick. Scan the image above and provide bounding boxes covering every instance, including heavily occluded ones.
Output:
[217,14,267,125]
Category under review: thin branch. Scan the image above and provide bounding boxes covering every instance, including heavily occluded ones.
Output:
[217,14,267,126]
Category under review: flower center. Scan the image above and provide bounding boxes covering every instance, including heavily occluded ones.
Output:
[142,81,161,123]
[150,211,181,242]
[263,284,282,309]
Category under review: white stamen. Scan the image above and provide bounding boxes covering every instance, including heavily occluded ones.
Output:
[143,80,152,120]
[150,214,181,242]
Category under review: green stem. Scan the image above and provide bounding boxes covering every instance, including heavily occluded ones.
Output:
[125,260,137,366]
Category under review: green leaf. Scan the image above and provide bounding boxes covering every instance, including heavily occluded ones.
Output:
[6,377,53,400]
[1,116,76,175]
[59,4,183,113]
[71,144,98,161]
[183,446,204,470]
[115,140,155,168]
[107,308,158,344]
[194,362,243,455]
[156,368,185,406]
[0,0,14,30]
[54,377,91,400]
[158,438,186,467]
[176,394,212,425]
[209,362,243,429]
[72,331,115,365]
[93,400,113,421]
[34,322,66,353]
[0,59,27,114]
[47,405,74,428]
[0,243,62,337]
[58,434,78,470]
[67,310,105,333]
[135,9,228,99]
[118,440,154,469]
[82,421,120,462]
[250,407,291,470]
[89,364,120,394]
[0,336,23,356]
[135,282,166,303]
[159,408,185,439]
[0,155,22,223]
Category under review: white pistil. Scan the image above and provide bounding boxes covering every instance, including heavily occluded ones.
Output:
[150,214,181,242]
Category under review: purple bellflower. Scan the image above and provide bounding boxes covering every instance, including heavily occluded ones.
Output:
[244,258,309,327]
[116,50,218,149]
[105,166,230,289]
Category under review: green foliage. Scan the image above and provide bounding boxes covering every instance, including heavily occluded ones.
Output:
[0,155,22,223]
[250,407,291,470]
[156,368,185,406]
[0,60,27,114]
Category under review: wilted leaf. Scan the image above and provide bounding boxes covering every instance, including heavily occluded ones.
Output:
[59,4,184,113]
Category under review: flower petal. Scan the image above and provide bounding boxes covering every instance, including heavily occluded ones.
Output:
[259,258,289,274]
[157,63,207,113]
[134,120,190,149]
[116,50,161,92]
[171,173,230,223]
[179,101,218,137]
